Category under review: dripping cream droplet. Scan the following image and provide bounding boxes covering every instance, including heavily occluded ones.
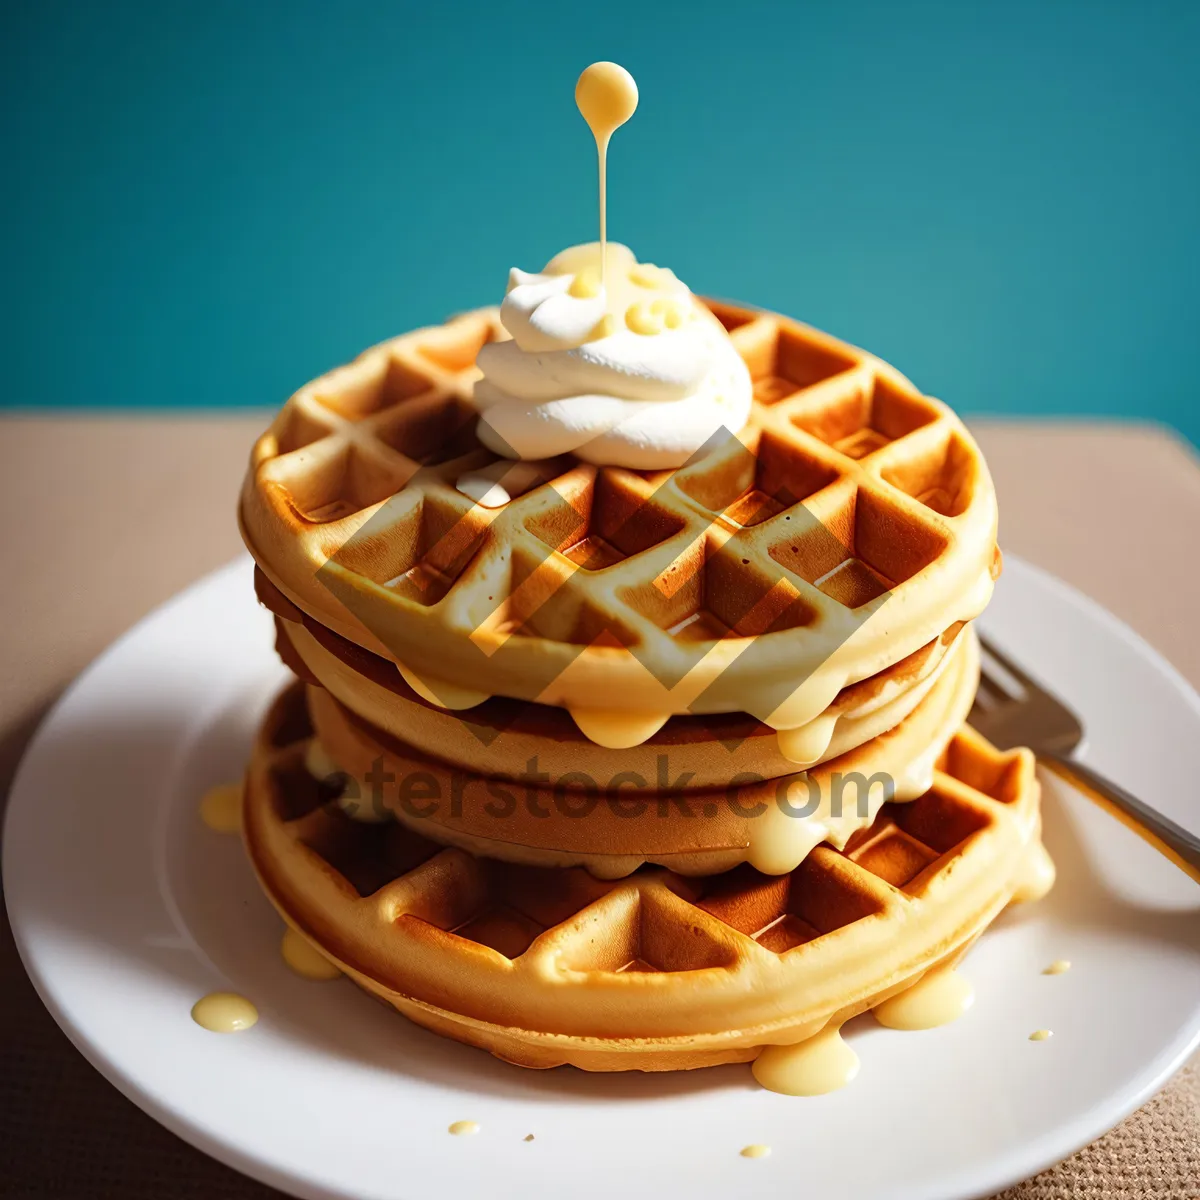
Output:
[281,927,341,981]
[751,1025,859,1096]
[873,966,975,1030]
[575,62,637,288]
[448,1120,480,1136]
[1011,842,1056,903]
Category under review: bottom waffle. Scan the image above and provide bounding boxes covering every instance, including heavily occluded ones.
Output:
[242,681,1051,1074]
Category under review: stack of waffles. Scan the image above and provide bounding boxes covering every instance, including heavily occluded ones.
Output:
[237,301,1051,1073]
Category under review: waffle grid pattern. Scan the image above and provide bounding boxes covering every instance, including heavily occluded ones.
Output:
[241,303,998,710]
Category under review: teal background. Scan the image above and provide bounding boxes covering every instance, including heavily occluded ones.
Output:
[2,0,1198,445]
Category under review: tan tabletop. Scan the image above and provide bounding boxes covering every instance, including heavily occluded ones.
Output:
[1,415,1197,1196]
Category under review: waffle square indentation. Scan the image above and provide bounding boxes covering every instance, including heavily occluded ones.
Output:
[411,862,613,962]
[882,429,976,518]
[312,356,439,422]
[274,404,338,455]
[744,325,860,407]
[454,906,546,959]
[298,810,442,897]
[812,557,890,608]
[887,787,991,853]
[374,394,481,466]
[769,487,947,609]
[280,443,412,525]
[696,860,884,956]
[558,890,736,974]
[845,825,938,888]
[332,492,489,607]
[414,316,498,375]
[627,536,816,644]
[792,376,938,458]
[939,735,1025,803]
[524,469,686,571]
[674,430,840,528]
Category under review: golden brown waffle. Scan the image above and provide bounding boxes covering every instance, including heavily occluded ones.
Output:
[243,681,1046,1072]
[240,303,999,727]
[272,596,967,786]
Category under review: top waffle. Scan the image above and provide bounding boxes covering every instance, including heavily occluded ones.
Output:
[240,303,999,723]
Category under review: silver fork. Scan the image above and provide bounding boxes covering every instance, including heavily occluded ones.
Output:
[972,635,1200,885]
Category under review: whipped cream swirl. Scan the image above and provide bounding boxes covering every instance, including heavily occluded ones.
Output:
[474,243,752,469]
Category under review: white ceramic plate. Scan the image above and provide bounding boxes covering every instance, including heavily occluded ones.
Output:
[5,555,1200,1200]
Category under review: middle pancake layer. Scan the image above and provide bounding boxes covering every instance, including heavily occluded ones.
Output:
[304,628,980,876]
[277,611,968,786]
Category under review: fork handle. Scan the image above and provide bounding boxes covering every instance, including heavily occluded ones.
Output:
[1041,753,1200,885]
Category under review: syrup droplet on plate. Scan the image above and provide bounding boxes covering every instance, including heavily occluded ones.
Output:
[198,782,242,833]
[740,1144,771,1159]
[191,992,258,1033]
